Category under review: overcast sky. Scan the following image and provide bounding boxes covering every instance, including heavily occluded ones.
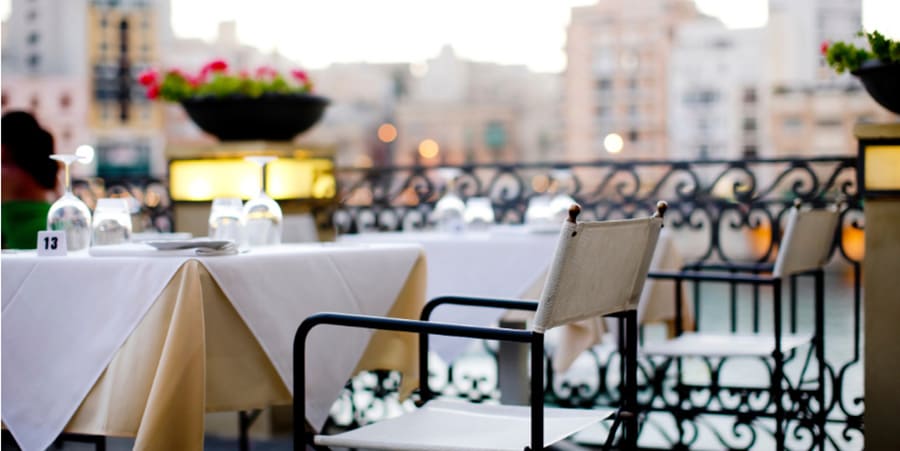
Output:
[2,0,898,72]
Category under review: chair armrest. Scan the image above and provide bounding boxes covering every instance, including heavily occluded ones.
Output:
[649,270,777,285]
[421,296,539,321]
[293,312,539,450]
[682,261,774,273]
[297,311,534,344]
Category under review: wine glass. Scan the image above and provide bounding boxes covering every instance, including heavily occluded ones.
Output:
[91,198,132,245]
[464,197,495,230]
[242,156,283,246]
[432,168,465,233]
[549,169,576,223]
[209,197,244,244]
[47,154,92,251]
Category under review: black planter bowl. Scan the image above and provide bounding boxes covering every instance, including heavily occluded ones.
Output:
[852,62,900,115]
[180,94,329,141]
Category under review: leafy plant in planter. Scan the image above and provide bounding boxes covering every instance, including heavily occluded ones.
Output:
[823,30,900,73]
[823,30,900,114]
[138,59,329,141]
[139,59,316,101]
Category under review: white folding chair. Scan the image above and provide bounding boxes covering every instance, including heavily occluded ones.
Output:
[294,202,667,450]
[641,202,840,450]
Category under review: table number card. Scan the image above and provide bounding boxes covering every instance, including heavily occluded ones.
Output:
[37,231,67,256]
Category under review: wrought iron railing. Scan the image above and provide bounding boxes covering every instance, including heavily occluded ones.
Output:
[326,156,864,450]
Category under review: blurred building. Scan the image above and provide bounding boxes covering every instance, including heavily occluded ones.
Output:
[564,0,698,161]
[392,46,561,166]
[566,0,895,163]
[305,46,562,167]
[2,0,171,178]
[767,0,865,83]
[764,0,895,158]
[768,82,894,158]
[669,18,767,160]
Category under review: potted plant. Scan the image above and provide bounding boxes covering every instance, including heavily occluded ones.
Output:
[139,59,329,141]
[823,30,900,114]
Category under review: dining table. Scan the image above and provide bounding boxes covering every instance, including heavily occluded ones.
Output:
[1,241,427,451]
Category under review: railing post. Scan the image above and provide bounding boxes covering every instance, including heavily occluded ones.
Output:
[857,123,900,450]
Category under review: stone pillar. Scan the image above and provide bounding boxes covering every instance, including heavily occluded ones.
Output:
[856,123,900,450]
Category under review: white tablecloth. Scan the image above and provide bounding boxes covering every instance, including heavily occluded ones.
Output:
[1,243,422,451]
[340,227,560,361]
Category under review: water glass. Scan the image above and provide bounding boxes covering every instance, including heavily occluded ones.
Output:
[209,197,244,244]
[464,197,495,230]
[549,193,577,223]
[433,192,466,233]
[525,195,553,226]
[91,198,132,246]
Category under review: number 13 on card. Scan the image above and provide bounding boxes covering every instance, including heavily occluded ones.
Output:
[37,231,67,256]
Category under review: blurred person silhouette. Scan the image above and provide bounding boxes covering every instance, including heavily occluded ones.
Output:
[1,111,60,249]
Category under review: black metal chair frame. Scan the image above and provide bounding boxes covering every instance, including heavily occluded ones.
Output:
[294,295,641,451]
[643,264,826,451]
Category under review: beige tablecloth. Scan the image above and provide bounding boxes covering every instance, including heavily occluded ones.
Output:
[39,253,426,450]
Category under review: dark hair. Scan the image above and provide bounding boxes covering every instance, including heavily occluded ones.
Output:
[2,111,58,190]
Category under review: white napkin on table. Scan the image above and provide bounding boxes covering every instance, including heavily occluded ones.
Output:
[88,242,239,257]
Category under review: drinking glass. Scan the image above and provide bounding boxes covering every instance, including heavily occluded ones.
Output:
[464,197,495,230]
[525,195,553,226]
[91,198,132,246]
[549,169,576,223]
[47,154,92,251]
[432,168,465,233]
[209,197,244,243]
[242,156,283,246]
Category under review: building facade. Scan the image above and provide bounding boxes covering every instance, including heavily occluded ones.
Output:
[564,0,698,161]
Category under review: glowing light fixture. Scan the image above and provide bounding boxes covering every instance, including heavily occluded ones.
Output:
[75,145,95,164]
[169,157,335,202]
[377,123,398,143]
[418,139,440,159]
[862,145,900,195]
[604,133,624,154]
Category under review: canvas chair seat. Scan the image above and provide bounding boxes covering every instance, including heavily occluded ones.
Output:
[641,331,813,358]
[316,399,616,451]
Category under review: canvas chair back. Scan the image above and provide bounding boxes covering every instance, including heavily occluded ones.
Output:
[533,211,663,333]
[773,206,840,278]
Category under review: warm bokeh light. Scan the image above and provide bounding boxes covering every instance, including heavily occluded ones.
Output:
[418,139,440,159]
[75,145,95,164]
[377,123,398,143]
[531,174,550,193]
[604,133,624,154]
[355,154,374,168]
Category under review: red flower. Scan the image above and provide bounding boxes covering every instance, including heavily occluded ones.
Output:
[146,84,160,100]
[291,69,309,83]
[820,41,829,55]
[206,59,228,73]
[137,69,158,86]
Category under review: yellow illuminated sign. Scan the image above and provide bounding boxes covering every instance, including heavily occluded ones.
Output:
[864,145,900,192]
[169,158,335,201]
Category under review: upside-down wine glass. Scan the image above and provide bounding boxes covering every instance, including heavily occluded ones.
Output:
[242,156,283,246]
[432,167,465,233]
[47,154,92,251]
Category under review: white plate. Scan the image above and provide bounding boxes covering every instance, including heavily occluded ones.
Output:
[144,239,233,251]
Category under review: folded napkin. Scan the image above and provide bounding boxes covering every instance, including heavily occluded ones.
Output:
[88,241,239,257]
